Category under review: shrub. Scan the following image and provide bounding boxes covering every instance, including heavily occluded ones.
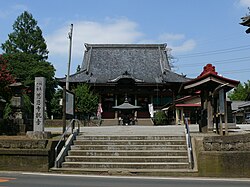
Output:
[154,110,167,125]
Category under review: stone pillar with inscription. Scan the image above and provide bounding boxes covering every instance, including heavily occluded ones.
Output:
[27,77,51,139]
[33,77,46,131]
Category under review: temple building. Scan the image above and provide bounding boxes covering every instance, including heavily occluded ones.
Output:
[58,43,189,119]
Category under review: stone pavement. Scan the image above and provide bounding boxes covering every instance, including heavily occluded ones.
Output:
[45,123,250,136]
[236,124,250,132]
[45,124,200,135]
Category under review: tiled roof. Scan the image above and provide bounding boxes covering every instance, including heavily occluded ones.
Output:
[231,101,247,111]
[238,101,250,108]
[58,43,189,84]
[183,64,240,90]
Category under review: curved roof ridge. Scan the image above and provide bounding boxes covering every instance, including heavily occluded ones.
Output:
[84,43,167,49]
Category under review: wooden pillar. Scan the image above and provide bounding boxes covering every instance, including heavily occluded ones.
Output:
[115,95,118,106]
[175,108,179,125]
[135,94,137,106]
[219,113,223,135]
[172,90,176,125]
[201,90,208,133]
[207,91,214,132]
[218,89,226,135]
[115,95,118,119]
[181,108,184,125]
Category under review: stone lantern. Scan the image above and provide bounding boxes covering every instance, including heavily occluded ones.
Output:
[9,80,26,134]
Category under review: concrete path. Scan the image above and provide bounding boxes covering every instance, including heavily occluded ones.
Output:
[44,123,250,136]
[79,126,186,136]
[236,124,250,132]
[45,124,200,135]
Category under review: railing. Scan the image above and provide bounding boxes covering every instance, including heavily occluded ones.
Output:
[54,119,81,168]
[184,117,194,169]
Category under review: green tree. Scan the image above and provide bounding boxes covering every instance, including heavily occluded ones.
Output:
[22,93,32,119]
[1,11,56,117]
[74,84,98,120]
[2,53,56,117]
[228,81,250,100]
[1,11,48,61]
[50,88,63,119]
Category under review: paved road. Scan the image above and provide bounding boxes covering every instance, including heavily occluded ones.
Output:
[1,172,250,187]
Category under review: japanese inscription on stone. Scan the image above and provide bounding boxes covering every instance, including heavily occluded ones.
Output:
[33,77,46,131]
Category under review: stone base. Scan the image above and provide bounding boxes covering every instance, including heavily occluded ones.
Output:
[18,124,26,135]
[26,131,52,139]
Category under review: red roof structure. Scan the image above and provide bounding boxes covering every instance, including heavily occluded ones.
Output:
[175,104,201,107]
[181,64,240,133]
[183,64,239,92]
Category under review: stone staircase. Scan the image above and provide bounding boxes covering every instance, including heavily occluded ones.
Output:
[52,128,195,176]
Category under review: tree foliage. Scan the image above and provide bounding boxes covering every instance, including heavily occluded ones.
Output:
[74,84,98,119]
[1,11,48,61]
[154,110,167,125]
[228,81,250,101]
[0,55,15,101]
[1,11,56,117]
[50,88,63,119]
[2,53,56,116]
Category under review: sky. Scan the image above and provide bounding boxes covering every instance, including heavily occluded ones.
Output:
[0,0,250,83]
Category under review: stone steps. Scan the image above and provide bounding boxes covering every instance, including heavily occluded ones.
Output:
[71,144,187,150]
[53,133,192,176]
[68,149,188,156]
[74,140,186,145]
[65,155,189,163]
[62,161,189,169]
[77,135,186,140]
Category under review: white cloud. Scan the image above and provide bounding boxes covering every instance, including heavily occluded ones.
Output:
[169,39,196,53]
[239,0,250,7]
[46,18,143,58]
[155,33,196,53]
[46,18,196,77]
[46,18,196,58]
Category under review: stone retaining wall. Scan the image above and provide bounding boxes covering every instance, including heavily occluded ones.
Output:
[203,133,250,151]
[45,119,65,127]
[0,139,48,149]
[193,133,250,178]
[0,139,62,172]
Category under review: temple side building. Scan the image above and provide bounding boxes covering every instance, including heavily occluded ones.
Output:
[58,43,189,119]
